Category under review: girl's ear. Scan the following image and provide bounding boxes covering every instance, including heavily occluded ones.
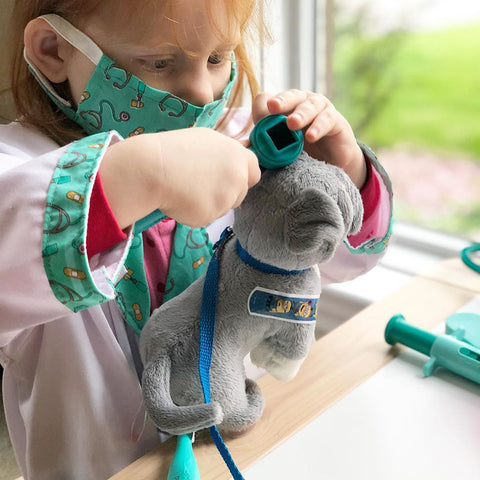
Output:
[24,18,71,83]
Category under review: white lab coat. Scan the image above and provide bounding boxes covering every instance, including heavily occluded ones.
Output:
[0,118,392,480]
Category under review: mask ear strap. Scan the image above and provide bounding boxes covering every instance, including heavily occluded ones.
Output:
[40,14,103,65]
[23,48,72,107]
[23,14,104,109]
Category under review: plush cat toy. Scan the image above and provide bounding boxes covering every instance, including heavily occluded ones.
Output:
[139,151,363,436]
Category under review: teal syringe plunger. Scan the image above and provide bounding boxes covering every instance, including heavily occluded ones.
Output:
[385,314,480,384]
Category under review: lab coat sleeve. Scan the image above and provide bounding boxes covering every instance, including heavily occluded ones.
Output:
[0,129,131,345]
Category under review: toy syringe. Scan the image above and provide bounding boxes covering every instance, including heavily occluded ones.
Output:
[385,314,480,384]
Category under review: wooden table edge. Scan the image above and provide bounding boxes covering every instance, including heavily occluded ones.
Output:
[109,259,477,479]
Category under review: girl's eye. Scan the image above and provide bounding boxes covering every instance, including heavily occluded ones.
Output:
[208,54,224,65]
[153,59,172,69]
[136,57,175,71]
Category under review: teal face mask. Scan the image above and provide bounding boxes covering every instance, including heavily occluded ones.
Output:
[25,14,236,138]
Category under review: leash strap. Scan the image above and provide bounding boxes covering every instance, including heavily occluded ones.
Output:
[198,227,246,480]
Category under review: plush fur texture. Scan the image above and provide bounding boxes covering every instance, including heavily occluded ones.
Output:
[139,152,363,435]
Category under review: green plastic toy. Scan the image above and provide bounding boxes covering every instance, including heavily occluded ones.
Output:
[165,114,304,479]
[385,313,480,384]
[248,114,303,169]
[167,434,200,480]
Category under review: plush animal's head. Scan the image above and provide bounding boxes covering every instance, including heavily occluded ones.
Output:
[233,152,364,271]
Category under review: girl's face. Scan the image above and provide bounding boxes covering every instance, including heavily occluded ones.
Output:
[67,0,240,107]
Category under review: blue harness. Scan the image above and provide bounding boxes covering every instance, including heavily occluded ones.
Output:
[198,227,310,479]
[198,227,244,479]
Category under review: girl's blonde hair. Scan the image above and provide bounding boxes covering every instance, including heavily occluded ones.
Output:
[8,0,266,145]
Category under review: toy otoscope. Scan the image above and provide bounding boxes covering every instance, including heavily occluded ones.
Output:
[248,114,304,169]
[167,116,303,480]
[385,314,480,384]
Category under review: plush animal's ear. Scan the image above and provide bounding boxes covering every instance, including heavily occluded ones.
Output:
[284,188,345,257]
[335,178,364,236]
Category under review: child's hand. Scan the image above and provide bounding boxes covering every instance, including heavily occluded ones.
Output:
[157,128,261,227]
[252,91,367,189]
[100,128,261,229]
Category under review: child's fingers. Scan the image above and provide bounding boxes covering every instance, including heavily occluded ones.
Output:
[236,140,260,187]
[256,90,339,143]
[267,89,309,115]
[286,95,330,131]
[303,102,345,143]
[252,92,274,123]
[303,109,336,143]
[232,151,261,208]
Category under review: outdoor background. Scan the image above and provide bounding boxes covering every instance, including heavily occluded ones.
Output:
[331,0,480,240]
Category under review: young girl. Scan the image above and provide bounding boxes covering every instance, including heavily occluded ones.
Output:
[0,1,392,479]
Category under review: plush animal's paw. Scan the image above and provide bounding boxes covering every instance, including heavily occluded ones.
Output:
[141,356,224,435]
[331,167,364,237]
[219,378,265,435]
[250,344,306,381]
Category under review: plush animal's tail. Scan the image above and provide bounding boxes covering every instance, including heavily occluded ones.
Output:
[142,355,223,435]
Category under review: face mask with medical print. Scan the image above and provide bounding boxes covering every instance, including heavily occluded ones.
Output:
[25,14,237,138]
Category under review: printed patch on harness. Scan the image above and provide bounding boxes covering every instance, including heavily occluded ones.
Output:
[248,287,319,323]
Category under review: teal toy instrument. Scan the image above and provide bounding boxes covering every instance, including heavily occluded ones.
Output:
[385,314,480,384]
[163,115,303,480]
[461,243,480,273]
[167,434,200,480]
[248,114,304,169]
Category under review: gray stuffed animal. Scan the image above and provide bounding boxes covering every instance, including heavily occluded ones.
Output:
[139,152,363,435]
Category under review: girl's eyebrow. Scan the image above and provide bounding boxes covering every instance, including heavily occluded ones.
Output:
[218,36,242,50]
[116,43,180,55]
[123,43,239,59]
[108,33,241,58]
[215,42,241,52]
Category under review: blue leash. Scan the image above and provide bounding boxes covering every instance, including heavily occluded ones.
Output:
[198,227,246,480]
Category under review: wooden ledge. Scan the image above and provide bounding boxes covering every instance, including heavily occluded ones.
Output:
[110,263,475,479]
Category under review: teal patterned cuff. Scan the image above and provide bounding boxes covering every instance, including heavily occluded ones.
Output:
[344,142,393,255]
[42,132,121,312]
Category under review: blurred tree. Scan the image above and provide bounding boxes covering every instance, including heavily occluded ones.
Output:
[333,2,406,136]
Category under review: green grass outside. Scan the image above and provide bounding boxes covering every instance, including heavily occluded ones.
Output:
[334,23,480,160]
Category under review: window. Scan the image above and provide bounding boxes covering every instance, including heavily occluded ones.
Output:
[259,0,480,240]
[328,0,480,241]
[258,1,478,326]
